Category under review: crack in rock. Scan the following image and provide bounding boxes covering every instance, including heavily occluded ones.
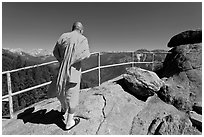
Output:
[94,93,107,135]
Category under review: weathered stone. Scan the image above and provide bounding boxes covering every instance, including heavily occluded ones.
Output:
[160,44,202,77]
[129,95,201,135]
[72,81,146,135]
[155,32,202,133]
[123,67,164,100]
[158,77,194,112]
[157,43,202,112]
[167,30,202,48]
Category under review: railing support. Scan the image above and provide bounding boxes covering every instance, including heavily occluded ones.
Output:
[152,53,155,71]
[132,51,134,67]
[98,52,101,86]
[7,73,13,118]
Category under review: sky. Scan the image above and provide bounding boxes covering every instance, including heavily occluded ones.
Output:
[2,2,202,52]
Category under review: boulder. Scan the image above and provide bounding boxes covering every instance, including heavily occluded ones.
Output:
[71,81,146,135]
[129,95,201,135]
[161,44,202,77]
[154,30,202,132]
[167,30,202,48]
[158,77,194,112]
[122,67,164,101]
[157,43,202,112]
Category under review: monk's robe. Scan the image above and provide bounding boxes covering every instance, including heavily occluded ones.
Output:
[47,30,90,102]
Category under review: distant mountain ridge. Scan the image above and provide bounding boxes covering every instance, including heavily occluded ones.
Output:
[2,47,168,72]
[27,49,53,57]
[3,48,53,57]
[2,48,56,65]
[3,48,168,57]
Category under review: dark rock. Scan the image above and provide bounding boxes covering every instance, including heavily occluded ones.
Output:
[158,77,194,112]
[154,31,202,133]
[188,111,202,132]
[192,102,202,115]
[157,43,202,112]
[161,44,202,77]
[167,30,202,48]
[129,95,201,135]
[123,67,164,101]
[153,62,164,73]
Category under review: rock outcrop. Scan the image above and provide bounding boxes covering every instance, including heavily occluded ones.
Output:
[167,29,202,47]
[158,77,194,111]
[129,95,201,135]
[157,30,202,113]
[160,43,202,77]
[119,67,164,101]
[69,81,146,135]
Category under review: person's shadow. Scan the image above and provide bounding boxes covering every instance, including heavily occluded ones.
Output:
[17,107,67,130]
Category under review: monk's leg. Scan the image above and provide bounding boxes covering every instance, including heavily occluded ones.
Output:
[57,91,68,114]
[65,82,80,129]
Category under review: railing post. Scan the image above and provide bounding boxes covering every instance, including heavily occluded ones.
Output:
[98,52,101,86]
[152,53,155,71]
[132,51,134,67]
[7,73,13,118]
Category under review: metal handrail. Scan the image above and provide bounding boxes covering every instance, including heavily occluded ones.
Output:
[2,52,100,75]
[2,51,168,118]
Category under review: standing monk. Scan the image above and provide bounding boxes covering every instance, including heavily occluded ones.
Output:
[52,22,90,130]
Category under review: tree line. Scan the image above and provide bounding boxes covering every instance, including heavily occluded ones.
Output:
[2,52,55,116]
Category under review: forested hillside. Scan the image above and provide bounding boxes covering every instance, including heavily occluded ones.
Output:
[2,49,55,116]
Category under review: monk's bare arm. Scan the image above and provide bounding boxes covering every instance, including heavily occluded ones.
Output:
[53,42,61,62]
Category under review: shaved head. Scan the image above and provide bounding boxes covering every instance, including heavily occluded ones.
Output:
[72,22,84,31]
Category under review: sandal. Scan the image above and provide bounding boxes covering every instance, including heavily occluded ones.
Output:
[65,118,80,131]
